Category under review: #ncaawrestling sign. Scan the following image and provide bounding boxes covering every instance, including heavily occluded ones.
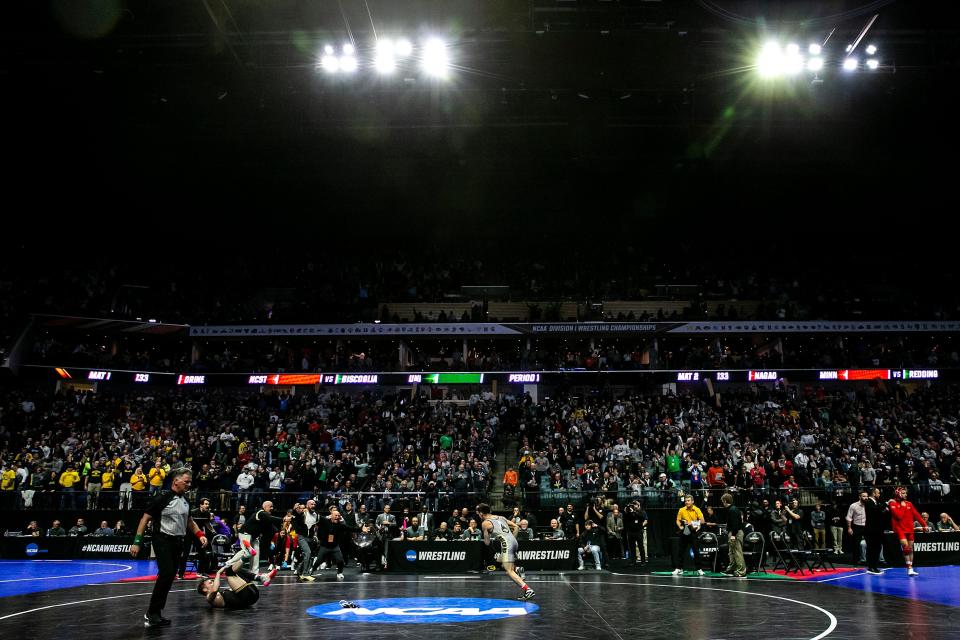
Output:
[914,541,960,552]
[415,551,467,561]
[81,543,132,553]
[515,549,570,561]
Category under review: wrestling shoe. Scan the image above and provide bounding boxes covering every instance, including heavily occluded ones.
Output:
[241,539,257,557]
[907,568,919,577]
[518,588,536,600]
[672,569,682,575]
[337,573,345,580]
[319,562,328,570]
[258,565,278,586]
[340,600,359,608]
[299,575,316,582]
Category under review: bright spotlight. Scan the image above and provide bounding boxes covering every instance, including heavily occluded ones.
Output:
[784,52,804,75]
[320,54,339,73]
[324,45,334,56]
[342,43,355,56]
[375,39,397,73]
[866,58,879,70]
[756,41,783,77]
[866,44,877,55]
[339,55,358,73]
[807,57,824,72]
[422,38,449,77]
[396,39,413,57]
[808,43,821,55]
[843,57,858,71]
[786,43,800,55]
[845,44,853,52]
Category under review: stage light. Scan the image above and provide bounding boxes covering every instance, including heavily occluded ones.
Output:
[375,39,396,74]
[324,45,334,56]
[782,43,804,75]
[343,43,355,56]
[866,44,877,55]
[339,55,358,73]
[396,39,413,57]
[757,41,783,77]
[808,43,821,55]
[845,44,853,52]
[807,57,823,72]
[843,58,858,72]
[866,58,879,70]
[320,54,339,72]
[421,38,449,77]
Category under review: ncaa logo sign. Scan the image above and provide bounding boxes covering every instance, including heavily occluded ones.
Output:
[405,550,417,562]
[25,543,39,556]
[307,598,539,624]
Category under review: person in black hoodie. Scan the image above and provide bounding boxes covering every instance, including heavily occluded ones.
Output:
[238,501,287,575]
[315,508,357,580]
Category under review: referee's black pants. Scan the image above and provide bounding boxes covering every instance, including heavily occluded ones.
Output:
[149,534,183,616]
[865,529,884,571]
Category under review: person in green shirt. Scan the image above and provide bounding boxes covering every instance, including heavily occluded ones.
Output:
[439,434,453,451]
[666,448,682,482]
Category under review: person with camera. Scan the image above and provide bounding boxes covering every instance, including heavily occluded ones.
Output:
[624,500,648,564]
[673,494,705,575]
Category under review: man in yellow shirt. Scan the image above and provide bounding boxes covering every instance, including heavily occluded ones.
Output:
[148,461,166,497]
[59,466,81,510]
[674,494,705,575]
[101,467,116,509]
[132,465,148,510]
[1,466,16,509]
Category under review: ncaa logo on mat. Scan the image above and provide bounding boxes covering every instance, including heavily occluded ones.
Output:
[405,550,417,562]
[307,598,539,624]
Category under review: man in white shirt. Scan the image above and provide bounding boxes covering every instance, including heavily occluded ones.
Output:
[236,469,254,507]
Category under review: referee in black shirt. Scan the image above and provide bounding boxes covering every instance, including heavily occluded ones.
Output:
[131,468,207,628]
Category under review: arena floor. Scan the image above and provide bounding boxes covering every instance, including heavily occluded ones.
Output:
[2,561,958,639]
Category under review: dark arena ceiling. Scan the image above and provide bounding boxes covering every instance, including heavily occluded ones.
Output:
[3,1,959,246]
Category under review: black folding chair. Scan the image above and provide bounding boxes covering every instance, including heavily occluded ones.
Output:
[769,531,805,575]
[698,532,720,573]
[742,531,766,574]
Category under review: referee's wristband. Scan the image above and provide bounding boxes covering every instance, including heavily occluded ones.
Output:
[133,535,143,544]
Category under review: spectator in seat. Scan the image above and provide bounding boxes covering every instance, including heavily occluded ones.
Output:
[544,519,565,540]
[24,520,41,537]
[68,518,88,536]
[47,519,66,536]
[93,520,114,536]
[935,513,960,532]
[577,519,603,571]
[516,519,536,541]
[402,516,426,541]
[462,519,482,541]
[433,521,453,541]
